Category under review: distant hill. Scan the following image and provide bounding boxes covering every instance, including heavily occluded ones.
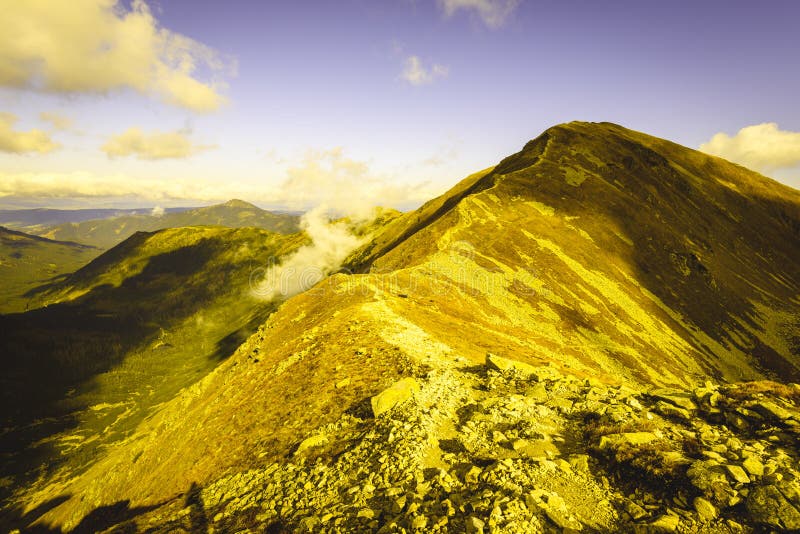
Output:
[0,206,192,230]
[29,199,301,249]
[0,226,100,314]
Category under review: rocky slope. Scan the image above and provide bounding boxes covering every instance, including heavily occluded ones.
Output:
[67,355,800,533]
[5,122,800,532]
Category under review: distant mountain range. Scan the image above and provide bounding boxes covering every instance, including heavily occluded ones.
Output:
[0,206,193,230]
[3,123,800,532]
[18,199,301,249]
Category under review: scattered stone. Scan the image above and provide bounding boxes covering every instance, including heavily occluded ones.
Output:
[645,513,680,532]
[751,401,793,422]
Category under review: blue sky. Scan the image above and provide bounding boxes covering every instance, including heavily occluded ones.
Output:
[1,0,799,209]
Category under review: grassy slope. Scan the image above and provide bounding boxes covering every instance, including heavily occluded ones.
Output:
[13,122,800,530]
[32,200,301,249]
[0,226,100,314]
[0,225,306,513]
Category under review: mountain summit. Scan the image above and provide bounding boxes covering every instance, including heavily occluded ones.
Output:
[6,123,800,532]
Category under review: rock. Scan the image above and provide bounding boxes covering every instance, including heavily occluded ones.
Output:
[693,497,718,522]
[650,389,698,412]
[335,378,351,389]
[486,352,537,375]
[746,485,800,530]
[725,464,751,485]
[654,401,691,421]
[598,432,658,450]
[687,460,735,505]
[466,516,485,534]
[542,493,583,531]
[547,396,574,413]
[742,456,764,477]
[751,400,793,422]
[568,454,590,472]
[515,439,560,459]
[624,500,648,521]
[525,383,548,402]
[371,378,420,417]
[410,515,428,530]
[464,465,482,485]
[295,433,328,454]
[646,513,680,532]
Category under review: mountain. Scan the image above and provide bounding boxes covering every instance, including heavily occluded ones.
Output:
[0,207,192,231]
[0,226,100,314]
[30,199,301,249]
[4,123,800,532]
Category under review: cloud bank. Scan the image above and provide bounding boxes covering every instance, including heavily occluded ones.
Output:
[102,127,215,160]
[0,148,440,208]
[401,56,449,86]
[0,0,232,112]
[700,123,800,173]
[0,112,59,154]
[438,0,521,28]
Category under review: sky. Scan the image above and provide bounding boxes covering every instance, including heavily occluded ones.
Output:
[1,0,799,210]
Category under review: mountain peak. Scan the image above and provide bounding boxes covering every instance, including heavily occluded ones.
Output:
[221,199,258,209]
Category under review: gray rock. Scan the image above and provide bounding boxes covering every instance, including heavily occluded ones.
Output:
[650,389,698,412]
[693,496,718,522]
[746,485,800,530]
[466,516,485,534]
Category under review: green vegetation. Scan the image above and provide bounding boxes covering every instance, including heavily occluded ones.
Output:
[0,225,305,507]
[0,226,100,314]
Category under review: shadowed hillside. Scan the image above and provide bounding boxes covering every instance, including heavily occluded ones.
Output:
[0,226,100,314]
[29,199,301,249]
[5,123,800,533]
[0,225,306,518]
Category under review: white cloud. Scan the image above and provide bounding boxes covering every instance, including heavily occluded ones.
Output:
[0,112,59,154]
[250,205,367,301]
[0,0,233,112]
[699,123,800,173]
[101,127,215,160]
[437,0,521,28]
[0,148,439,209]
[401,56,449,86]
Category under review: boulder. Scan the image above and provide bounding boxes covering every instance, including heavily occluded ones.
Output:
[693,497,717,522]
[742,456,764,477]
[650,389,697,412]
[746,485,800,530]
[371,377,420,417]
[295,433,329,454]
[750,400,794,423]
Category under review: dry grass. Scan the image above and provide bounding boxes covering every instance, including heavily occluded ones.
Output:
[612,442,687,482]
[723,380,800,403]
[583,417,659,442]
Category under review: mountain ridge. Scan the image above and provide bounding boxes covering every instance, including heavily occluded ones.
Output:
[6,122,800,532]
